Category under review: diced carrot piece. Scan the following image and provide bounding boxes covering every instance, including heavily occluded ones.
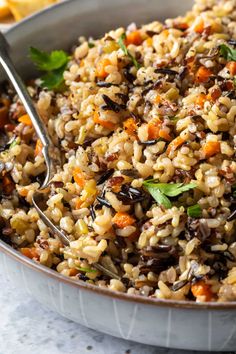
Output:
[73,167,85,187]
[148,118,171,141]
[35,139,43,157]
[194,18,205,34]
[2,175,15,195]
[112,212,135,228]
[155,95,162,104]
[123,117,138,137]
[18,188,28,197]
[69,268,79,276]
[148,117,162,140]
[126,31,143,46]
[159,129,171,141]
[191,280,213,301]
[96,58,111,79]
[166,136,185,156]
[18,114,32,126]
[20,247,39,260]
[93,110,115,130]
[174,22,189,31]
[202,141,220,158]
[146,37,153,47]
[195,93,207,108]
[195,66,212,83]
[226,61,236,76]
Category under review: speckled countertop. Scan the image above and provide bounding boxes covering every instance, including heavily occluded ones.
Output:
[0,273,220,354]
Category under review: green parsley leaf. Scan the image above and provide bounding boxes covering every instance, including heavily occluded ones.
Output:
[41,64,67,91]
[9,141,17,149]
[30,47,69,71]
[143,184,172,209]
[9,139,18,149]
[219,44,236,62]
[29,47,70,90]
[118,33,129,55]
[75,267,97,273]
[187,204,202,218]
[118,33,141,69]
[162,183,197,197]
[88,42,95,48]
[143,181,196,197]
[143,181,197,209]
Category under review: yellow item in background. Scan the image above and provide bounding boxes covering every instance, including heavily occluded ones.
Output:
[0,0,11,19]
[6,0,58,21]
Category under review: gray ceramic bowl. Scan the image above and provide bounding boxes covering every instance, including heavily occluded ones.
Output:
[1,0,236,351]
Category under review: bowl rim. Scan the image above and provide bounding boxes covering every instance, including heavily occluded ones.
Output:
[1,239,236,309]
[2,0,236,311]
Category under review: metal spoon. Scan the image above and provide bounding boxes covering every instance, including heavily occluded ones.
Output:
[0,32,70,246]
[0,32,120,280]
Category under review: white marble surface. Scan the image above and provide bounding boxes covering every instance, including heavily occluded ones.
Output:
[0,273,221,354]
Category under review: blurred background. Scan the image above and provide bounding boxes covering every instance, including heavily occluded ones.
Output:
[0,0,62,30]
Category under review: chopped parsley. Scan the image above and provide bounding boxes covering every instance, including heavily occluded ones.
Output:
[187,204,202,218]
[29,47,70,90]
[143,180,197,209]
[219,44,236,62]
[118,33,141,69]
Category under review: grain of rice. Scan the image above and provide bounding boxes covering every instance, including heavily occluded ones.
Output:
[1,0,236,302]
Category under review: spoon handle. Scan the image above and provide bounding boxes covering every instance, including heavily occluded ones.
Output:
[0,32,53,188]
[0,32,50,147]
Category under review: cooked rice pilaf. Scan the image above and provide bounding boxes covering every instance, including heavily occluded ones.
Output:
[1,0,236,302]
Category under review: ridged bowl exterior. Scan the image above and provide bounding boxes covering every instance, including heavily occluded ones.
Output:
[1,243,236,351]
